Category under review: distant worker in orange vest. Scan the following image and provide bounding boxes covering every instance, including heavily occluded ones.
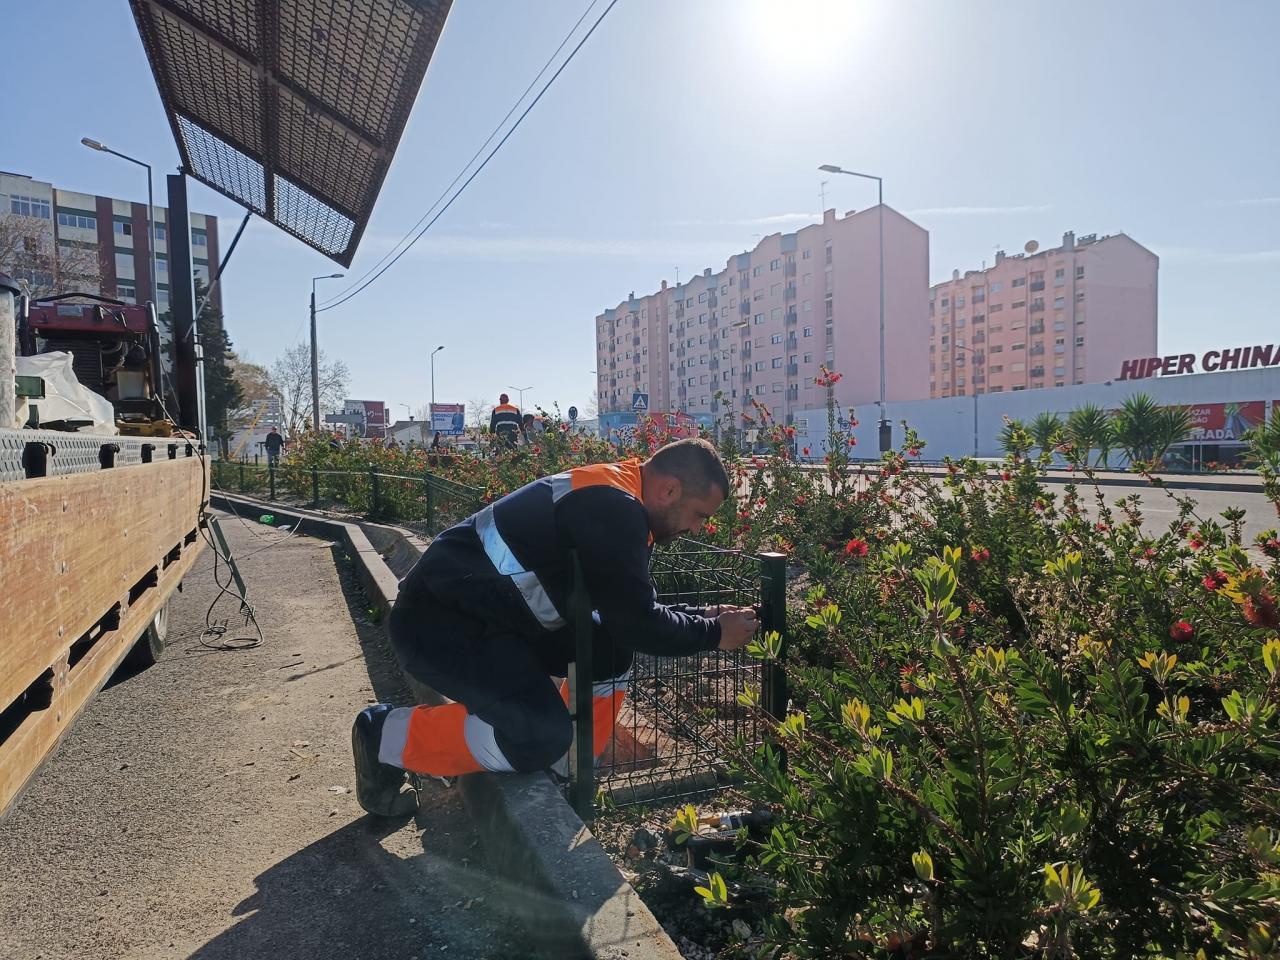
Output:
[350,438,757,816]
[489,393,522,448]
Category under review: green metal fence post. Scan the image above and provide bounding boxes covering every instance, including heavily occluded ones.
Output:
[758,551,789,720]
[423,474,435,532]
[567,550,595,824]
[311,466,320,508]
[269,464,276,500]
[238,460,245,491]
[369,468,380,518]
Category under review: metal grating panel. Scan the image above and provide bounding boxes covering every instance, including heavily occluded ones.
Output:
[131,0,453,266]
[0,429,197,483]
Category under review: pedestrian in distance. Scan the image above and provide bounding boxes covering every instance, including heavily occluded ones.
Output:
[431,431,443,451]
[350,438,756,816]
[263,425,285,467]
[489,393,522,449]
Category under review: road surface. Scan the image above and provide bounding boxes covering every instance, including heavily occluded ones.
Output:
[0,511,525,960]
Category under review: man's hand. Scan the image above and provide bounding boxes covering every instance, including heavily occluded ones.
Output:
[716,607,758,650]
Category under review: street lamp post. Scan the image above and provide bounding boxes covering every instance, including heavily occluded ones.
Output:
[506,385,533,410]
[818,164,888,452]
[951,342,980,456]
[430,345,444,406]
[81,138,157,307]
[311,273,344,432]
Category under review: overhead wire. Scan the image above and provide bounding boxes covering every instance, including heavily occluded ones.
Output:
[318,0,604,309]
[315,0,620,314]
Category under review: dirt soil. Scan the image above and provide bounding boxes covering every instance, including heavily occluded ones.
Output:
[0,510,526,960]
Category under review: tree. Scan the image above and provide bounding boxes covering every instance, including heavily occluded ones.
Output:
[998,418,1032,457]
[0,212,101,299]
[1112,393,1192,468]
[1029,411,1063,455]
[467,397,493,433]
[228,357,275,424]
[269,343,349,435]
[1066,403,1114,467]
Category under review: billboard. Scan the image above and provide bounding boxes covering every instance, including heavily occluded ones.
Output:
[341,399,387,439]
[430,402,466,436]
[1183,401,1266,442]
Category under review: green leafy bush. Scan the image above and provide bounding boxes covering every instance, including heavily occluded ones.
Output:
[715,391,1280,958]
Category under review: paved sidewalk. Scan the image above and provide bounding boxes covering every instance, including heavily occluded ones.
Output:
[0,511,525,960]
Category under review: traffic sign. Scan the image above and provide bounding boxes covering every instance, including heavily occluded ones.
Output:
[568,405,578,422]
[632,392,649,413]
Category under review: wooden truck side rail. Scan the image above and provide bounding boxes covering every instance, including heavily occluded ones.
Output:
[0,431,208,815]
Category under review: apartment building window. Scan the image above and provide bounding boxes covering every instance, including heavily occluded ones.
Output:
[772,383,783,393]
[824,294,833,319]
[11,194,52,218]
[191,228,208,248]
[1012,277,1025,288]
[699,334,707,344]
[972,287,985,303]
[990,344,1003,353]
[770,258,780,270]
[1012,300,1025,309]
[688,377,696,386]
[770,283,781,297]
[756,385,766,395]
[802,249,811,259]
[771,357,783,369]
[114,220,133,238]
[789,354,798,365]
[1055,267,1065,281]
[803,273,811,285]
[697,292,706,303]
[771,307,782,321]
[116,282,137,302]
[803,326,813,337]
[825,347,835,363]
[1012,386,1026,391]
[1012,362,1026,372]
[771,333,782,344]
[754,289,764,301]
[973,314,984,324]
[1054,296,1065,309]
[1076,291,1086,301]
[941,298,949,308]
[991,281,1003,293]
[956,296,965,308]
[803,299,812,312]
[755,361,765,371]
[956,316,965,327]
[990,365,1003,374]
[1076,266,1085,279]
[1012,342,1025,351]
[700,375,708,384]
[721,284,728,294]
[753,265,763,276]
[1075,336,1085,346]
[824,241,832,265]
[721,306,729,317]
[990,303,1003,313]
[753,313,764,325]
[57,211,97,230]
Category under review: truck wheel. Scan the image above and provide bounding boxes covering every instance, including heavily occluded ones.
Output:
[124,602,170,670]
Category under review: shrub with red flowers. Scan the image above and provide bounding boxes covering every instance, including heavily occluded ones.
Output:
[691,387,1280,958]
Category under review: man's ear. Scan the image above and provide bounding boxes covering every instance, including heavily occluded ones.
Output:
[657,474,682,505]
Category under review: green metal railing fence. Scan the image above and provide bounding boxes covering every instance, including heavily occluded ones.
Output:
[567,540,788,821]
[210,458,484,536]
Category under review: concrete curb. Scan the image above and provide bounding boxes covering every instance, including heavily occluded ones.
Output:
[209,493,683,960]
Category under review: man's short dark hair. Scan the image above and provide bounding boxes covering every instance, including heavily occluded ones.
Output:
[646,437,730,499]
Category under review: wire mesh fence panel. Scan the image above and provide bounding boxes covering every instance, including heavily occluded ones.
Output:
[592,539,775,808]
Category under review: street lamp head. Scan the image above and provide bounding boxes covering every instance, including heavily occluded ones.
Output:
[818,164,843,173]
[81,137,105,151]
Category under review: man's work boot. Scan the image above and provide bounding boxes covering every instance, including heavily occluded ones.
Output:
[352,704,417,817]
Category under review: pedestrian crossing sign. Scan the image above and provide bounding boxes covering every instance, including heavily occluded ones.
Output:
[632,392,649,413]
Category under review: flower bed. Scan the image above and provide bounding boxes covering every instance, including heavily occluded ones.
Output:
[282,392,1280,957]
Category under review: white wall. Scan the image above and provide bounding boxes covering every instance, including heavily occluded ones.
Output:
[795,367,1280,461]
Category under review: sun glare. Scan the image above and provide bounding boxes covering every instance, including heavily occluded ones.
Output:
[749,0,869,70]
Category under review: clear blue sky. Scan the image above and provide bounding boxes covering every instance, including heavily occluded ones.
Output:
[5,1,1278,417]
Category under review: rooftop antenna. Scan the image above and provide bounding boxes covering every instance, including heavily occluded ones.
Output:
[675,266,679,287]
[820,179,829,212]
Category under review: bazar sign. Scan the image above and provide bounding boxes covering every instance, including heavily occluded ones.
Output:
[1183,401,1266,442]
[1119,345,1280,380]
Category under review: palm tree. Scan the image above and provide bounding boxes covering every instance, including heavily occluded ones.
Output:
[1029,411,1063,456]
[1066,403,1113,467]
[1112,393,1162,466]
[1151,405,1192,466]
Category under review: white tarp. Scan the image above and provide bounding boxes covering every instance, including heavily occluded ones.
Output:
[13,352,117,434]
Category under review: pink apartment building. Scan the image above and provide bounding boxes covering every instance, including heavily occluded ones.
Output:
[595,206,930,428]
[929,231,1157,397]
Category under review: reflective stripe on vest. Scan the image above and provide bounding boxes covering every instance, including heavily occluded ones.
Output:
[475,503,566,630]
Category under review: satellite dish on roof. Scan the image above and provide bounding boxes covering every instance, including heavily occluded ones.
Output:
[1024,240,1040,254]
